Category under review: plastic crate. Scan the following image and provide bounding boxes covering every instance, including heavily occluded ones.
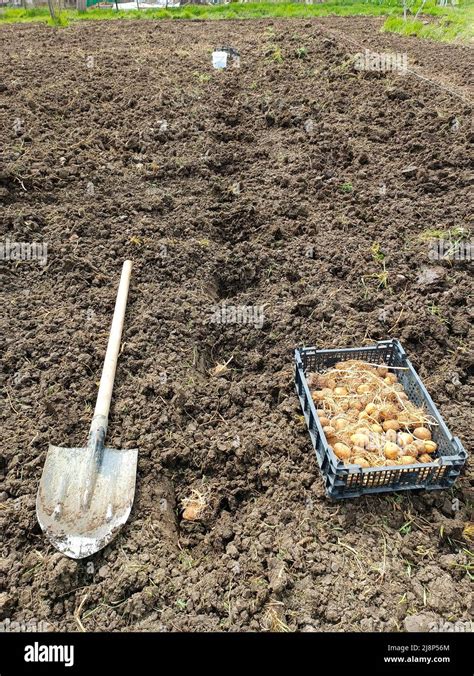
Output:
[295,339,467,500]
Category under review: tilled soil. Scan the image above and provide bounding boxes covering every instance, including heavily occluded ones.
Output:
[0,17,473,632]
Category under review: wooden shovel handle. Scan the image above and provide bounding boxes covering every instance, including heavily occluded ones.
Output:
[91,260,132,429]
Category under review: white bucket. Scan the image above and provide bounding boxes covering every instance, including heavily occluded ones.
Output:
[212,51,228,69]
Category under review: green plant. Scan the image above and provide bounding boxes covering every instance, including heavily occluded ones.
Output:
[178,551,195,570]
[428,304,448,324]
[371,241,386,262]
[399,520,413,536]
[193,72,211,82]
[361,240,390,294]
[372,267,389,288]
[340,182,353,193]
[270,45,283,63]
[295,46,308,59]
[48,10,69,26]
[419,225,468,242]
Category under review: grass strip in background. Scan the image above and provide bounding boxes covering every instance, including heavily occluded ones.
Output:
[0,0,472,43]
[382,5,474,43]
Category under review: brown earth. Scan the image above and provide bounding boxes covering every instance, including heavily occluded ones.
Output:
[0,17,473,633]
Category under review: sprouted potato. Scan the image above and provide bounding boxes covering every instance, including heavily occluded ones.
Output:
[308,360,438,468]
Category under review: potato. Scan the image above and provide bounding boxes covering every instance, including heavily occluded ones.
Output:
[383,420,400,432]
[385,429,398,443]
[403,444,418,458]
[314,363,436,470]
[352,457,370,468]
[380,405,397,420]
[351,433,369,448]
[424,440,437,454]
[414,427,432,441]
[312,390,325,401]
[384,442,400,460]
[333,443,351,460]
[183,504,203,521]
[357,383,372,394]
[413,439,426,453]
[398,432,414,447]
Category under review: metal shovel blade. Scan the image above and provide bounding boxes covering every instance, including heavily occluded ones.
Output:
[37,444,138,559]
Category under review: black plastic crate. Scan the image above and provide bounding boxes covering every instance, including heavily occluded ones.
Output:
[295,339,467,500]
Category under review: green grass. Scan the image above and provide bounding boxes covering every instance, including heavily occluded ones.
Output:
[383,5,474,42]
[295,45,308,58]
[418,226,470,241]
[0,0,472,45]
[0,1,452,24]
[269,44,284,62]
[340,181,353,193]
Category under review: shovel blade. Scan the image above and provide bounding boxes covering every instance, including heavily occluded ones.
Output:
[37,444,138,560]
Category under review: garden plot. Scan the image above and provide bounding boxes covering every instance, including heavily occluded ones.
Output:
[0,17,472,632]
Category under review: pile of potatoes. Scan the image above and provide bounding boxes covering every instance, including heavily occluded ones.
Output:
[307,360,438,468]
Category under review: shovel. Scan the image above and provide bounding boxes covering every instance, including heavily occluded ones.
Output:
[36,260,138,560]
